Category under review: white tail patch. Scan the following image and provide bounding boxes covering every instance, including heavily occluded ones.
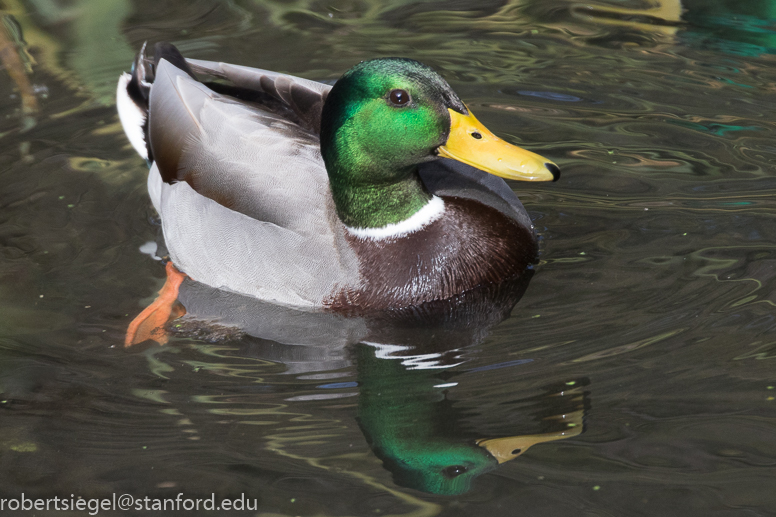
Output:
[116,73,148,160]
[346,195,445,240]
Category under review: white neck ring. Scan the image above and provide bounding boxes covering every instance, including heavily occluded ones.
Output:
[346,195,445,240]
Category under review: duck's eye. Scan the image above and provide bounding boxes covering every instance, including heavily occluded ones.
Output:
[389,89,411,106]
[440,465,469,479]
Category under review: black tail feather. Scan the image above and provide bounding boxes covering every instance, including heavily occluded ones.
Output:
[123,42,197,163]
[154,42,198,80]
[126,42,198,112]
[127,42,152,111]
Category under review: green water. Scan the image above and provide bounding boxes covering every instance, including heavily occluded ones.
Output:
[1,0,775,515]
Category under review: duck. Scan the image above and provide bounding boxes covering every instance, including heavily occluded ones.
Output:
[117,42,559,344]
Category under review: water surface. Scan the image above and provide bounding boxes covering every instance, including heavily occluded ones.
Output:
[1,0,775,515]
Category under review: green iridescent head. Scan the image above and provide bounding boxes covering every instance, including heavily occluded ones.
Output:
[372,441,499,495]
[320,58,467,228]
[319,58,559,229]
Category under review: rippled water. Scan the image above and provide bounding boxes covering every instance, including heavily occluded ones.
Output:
[1,0,775,515]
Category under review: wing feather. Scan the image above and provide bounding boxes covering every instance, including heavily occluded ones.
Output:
[187,59,330,133]
[147,60,359,304]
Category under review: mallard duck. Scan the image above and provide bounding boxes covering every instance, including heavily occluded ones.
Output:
[117,43,558,329]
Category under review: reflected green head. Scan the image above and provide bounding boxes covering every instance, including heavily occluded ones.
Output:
[376,442,498,495]
[320,58,467,228]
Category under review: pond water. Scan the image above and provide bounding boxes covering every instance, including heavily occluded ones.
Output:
[1,0,775,515]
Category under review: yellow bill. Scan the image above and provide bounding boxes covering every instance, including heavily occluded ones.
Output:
[438,107,559,182]
[477,415,583,464]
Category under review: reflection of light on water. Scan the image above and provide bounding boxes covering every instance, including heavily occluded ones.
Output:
[570,1,682,37]
[517,90,583,102]
[285,392,358,401]
[363,341,464,369]
[433,382,458,388]
[139,241,161,260]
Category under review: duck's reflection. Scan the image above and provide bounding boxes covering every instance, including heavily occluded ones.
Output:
[149,272,588,495]
[355,342,586,495]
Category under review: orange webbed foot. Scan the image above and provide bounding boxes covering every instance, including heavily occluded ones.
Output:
[125,262,187,347]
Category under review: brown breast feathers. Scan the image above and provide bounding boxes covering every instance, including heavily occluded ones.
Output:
[326,196,537,312]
